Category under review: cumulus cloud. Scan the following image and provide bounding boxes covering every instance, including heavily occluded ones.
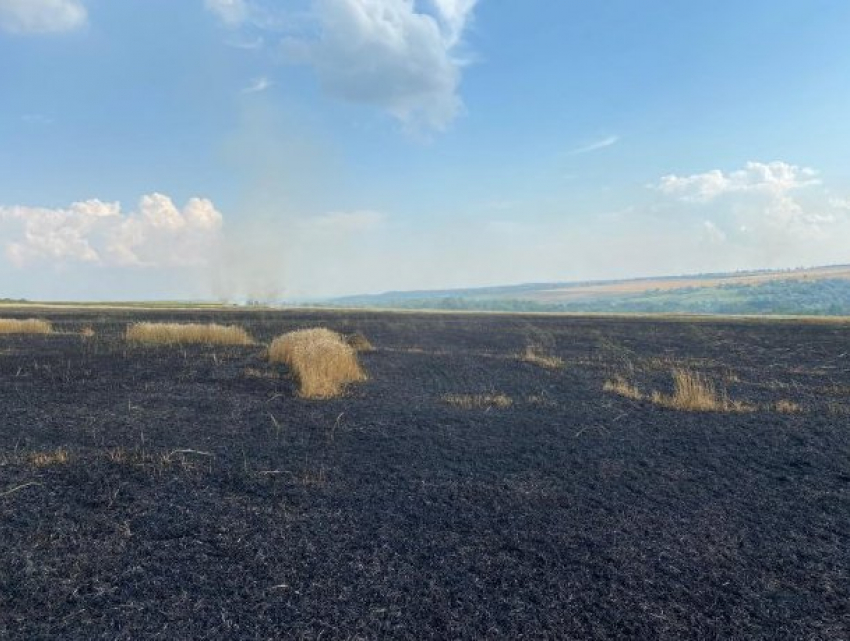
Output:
[0,194,223,269]
[655,161,832,234]
[0,0,87,34]
[428,0,477,45]
[651,160,850,270]
[283,0,478,131]
[204,0,248,27]
[657,161,820,203]
[205,0,478,130]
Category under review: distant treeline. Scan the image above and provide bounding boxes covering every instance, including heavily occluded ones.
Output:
[332,279,850,316]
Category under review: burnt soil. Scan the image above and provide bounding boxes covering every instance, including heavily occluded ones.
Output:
[1,309,849,639]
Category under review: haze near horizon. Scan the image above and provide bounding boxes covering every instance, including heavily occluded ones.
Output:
[1,0,849,301]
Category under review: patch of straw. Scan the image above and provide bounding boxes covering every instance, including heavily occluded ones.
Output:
[126,322,253,346]
[603,375,643,401]
[652,369,753,412]
[29,448,69,467]
[0,319,52,334]
[774,399,802,413]
[520,346,565,370]
[268,328,366,399]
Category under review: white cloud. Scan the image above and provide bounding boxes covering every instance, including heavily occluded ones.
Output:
[0,194,223,268]
[0,0,87,34]
[242,76,272,93]
[569,135,619,155]
[654,161,833,236]
[830,197,850,211]
[650,160,850,270]
[206,0,478,130]
[204,0,248,27]
[284,0,478,131]
[428,0,477,45]
[657,161,820,203]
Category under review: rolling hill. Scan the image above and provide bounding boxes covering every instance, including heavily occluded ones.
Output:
[330,265,850,315]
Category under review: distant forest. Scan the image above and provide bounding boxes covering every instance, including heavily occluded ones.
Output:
[333,279,850,316]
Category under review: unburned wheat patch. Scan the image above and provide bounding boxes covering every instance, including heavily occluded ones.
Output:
[0,319,52,334]
[126,322,254,346]
[268,328,367,399]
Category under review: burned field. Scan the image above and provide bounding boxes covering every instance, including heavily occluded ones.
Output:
[1,309,849,639]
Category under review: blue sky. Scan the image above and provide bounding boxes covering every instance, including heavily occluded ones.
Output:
[1,0,849,300]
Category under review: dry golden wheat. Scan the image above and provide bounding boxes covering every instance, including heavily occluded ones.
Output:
[268,328,366,399]
[652,369,722,411]
[126,322,253,346]
[0,319,52,334]
[29,448,69,467]
[651,369,753,412]
[603,375,643,401]
[774,399,802,413]
[520,346,565,369]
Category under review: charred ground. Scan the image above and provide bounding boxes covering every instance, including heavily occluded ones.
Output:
[1,309,848,639]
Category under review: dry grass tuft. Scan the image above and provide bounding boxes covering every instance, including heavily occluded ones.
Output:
[604,368,753,413]
[80,326,96,338]
[652,369,722,411]
[268,328,367,399]
[775,399,802,413]
[443,393,513,409]
[652,369,753,412]
[603,375,644,401]
[727,399,757,413]
[29,448,69,467]
[520,346,565,369]
[346,331,375,352]
[126,322,253,346]
[0,319,53,334]
[105,447,126,463]
[527,394,557,408]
